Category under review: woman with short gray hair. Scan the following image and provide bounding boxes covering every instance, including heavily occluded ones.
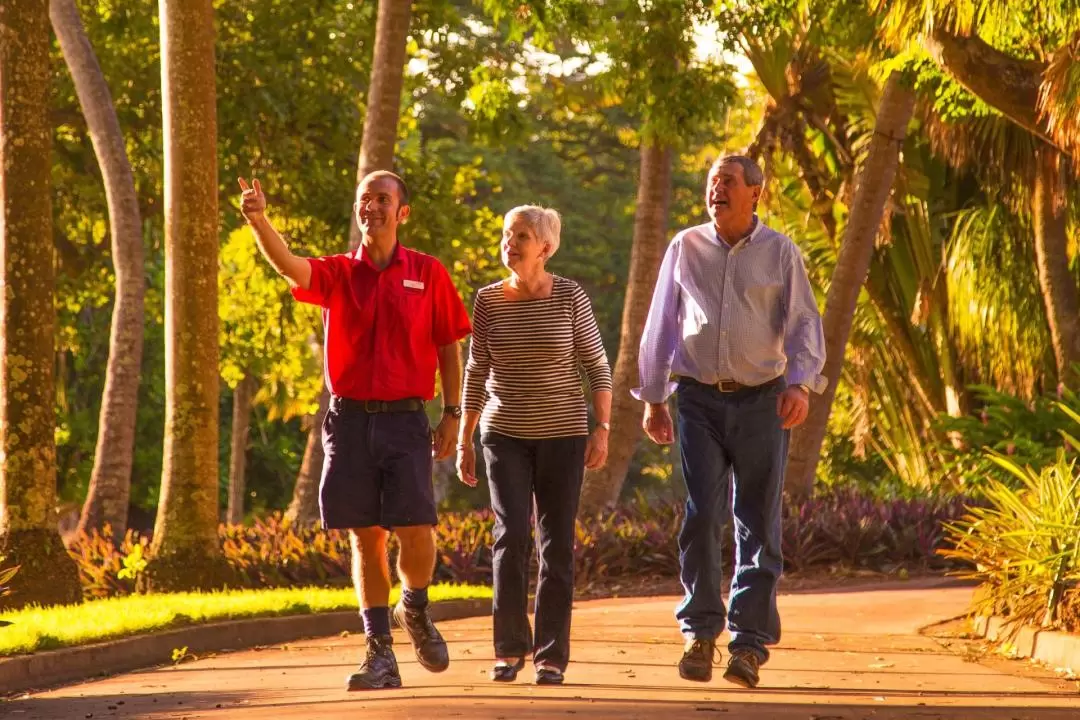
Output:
[457,205,612,685]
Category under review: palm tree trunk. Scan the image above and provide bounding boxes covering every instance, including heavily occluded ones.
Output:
[347,0,413,249]
[0,0,82,608]
[50,0,145,538]
[1032,146,1080,388]
[145,0,227,591]
[285,388,329,527]
[785,72,917,501]
[226,374,256,526]
[579,140,674,513]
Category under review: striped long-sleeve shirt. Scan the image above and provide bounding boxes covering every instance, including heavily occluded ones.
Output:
[462,276,612,438]
[632,218,826,404]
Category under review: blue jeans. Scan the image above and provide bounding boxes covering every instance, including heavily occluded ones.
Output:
[674,378,787,662]
[481,431,587,671]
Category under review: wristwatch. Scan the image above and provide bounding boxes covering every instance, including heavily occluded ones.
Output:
[442,405,462,419]
[794,384,810,394]
[596,421,611,431]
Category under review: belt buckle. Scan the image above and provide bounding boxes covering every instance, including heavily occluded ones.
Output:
[364,400,383,413]
[716,379,739,393]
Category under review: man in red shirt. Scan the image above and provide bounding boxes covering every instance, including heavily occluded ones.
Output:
[239,171,472,691]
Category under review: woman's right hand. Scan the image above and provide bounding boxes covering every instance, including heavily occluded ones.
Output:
[456,444,478,487]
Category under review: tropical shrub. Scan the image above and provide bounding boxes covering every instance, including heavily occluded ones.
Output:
[941,449,1080,633]
[935,386,1079,492]
[65,490,969,600]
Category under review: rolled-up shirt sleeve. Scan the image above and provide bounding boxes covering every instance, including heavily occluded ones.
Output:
[461,289,491,413]
[570,285,612,392]
[783,243,826,393]
[291,255,348,307]
[631,238,682,403]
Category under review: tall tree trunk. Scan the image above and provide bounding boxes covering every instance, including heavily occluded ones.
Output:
[51,0,145,538]
[226,374,256,526]
[294,0,414,512]
[1032,146,1080,388]
[926,26,1059,151]
[579,141,674,513]
[285,388,329,527]
[347,0,413,250]
[145,0,227,591]
[0,0,82,608]
[785,73,917,501]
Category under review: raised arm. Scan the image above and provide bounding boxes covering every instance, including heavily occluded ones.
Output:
[238,177,312,290]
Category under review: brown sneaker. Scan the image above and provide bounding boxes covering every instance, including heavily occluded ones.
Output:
[393,601,450,672]
[678,638,720,682]
[346,634,401,690]
[723,646,761,688]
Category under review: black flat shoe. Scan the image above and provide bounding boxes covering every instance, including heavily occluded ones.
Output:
[490,657,526,682]
[535,666,564,685]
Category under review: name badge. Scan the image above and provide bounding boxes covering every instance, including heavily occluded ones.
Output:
[403,279,425,290]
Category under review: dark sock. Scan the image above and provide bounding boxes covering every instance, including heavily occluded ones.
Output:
[401,585,429,610]
[362,607,391,637]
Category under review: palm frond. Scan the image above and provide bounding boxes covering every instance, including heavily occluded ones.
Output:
[1038,31,1080,158]
[945,203,1055,396]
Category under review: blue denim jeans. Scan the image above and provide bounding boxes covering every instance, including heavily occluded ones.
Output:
[481,431,587,671]
[674,377,787,662]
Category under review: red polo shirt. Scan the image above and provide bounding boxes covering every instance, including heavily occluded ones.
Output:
[291,243,471,402]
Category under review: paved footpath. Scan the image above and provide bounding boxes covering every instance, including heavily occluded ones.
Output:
[8,579,1080,719]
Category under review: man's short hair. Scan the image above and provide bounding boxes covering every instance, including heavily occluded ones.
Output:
[358,170,410,205]
[712,155,764,187]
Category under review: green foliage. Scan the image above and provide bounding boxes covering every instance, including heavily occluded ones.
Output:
[218,227,322,418]
[0,584,490,656]
[935,386,1080,491]
[942,450,1080,632]
[115,544,147,581]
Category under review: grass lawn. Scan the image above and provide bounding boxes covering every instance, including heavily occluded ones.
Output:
[0,583,491,657]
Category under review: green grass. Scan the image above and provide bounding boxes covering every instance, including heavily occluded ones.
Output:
[0,583,491,657]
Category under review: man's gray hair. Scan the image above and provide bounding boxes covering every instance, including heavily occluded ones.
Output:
[712,155,764,187]
[505,205,562,258]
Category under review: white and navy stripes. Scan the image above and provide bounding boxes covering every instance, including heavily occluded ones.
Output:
[463,276,612,439]
[632,218,826,404]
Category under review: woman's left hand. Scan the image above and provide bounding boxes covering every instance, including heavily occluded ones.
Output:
[584,427,609,470]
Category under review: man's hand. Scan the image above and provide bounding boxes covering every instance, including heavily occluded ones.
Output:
[238,177,267,223]
[456,444,478,487]
[643,402,674,444]
[777,386,809,429]
[432,415,458,460]
[584,428,609,469]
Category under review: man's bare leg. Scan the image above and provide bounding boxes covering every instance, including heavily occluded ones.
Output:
[392,524,449,672]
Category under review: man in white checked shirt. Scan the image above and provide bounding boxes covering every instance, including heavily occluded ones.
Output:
[633,155,825,688]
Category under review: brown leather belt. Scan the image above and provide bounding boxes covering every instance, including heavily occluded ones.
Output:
[677,376,781,393]
[332,396,425,413]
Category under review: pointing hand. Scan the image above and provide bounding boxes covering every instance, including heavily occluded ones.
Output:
[237,177,266,222]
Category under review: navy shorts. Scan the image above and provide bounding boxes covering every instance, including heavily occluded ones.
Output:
[319,396,437,530]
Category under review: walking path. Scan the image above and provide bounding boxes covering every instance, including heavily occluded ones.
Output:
[9,578,1080,719]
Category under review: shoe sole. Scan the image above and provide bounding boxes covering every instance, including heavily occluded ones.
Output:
[722,669,757,689]
[346,675,402,691]
[392,603,450,673]
[678,668,712,682]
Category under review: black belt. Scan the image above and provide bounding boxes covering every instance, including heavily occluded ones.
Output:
[331,396,424,413]
[676,375,782,393]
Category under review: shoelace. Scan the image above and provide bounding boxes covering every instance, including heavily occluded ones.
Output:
[686,639,723,666]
